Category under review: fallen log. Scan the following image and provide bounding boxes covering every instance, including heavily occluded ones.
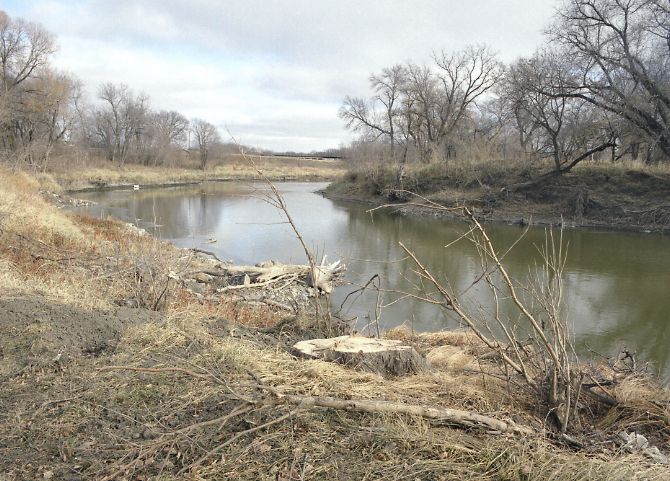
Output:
[98,364,534,436]
[282,394,534,435]
[221,259,346,293]
[293,335,429,376]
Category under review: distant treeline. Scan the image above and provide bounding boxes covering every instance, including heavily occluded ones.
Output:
[0,10,276,172]
[340,0,670,170]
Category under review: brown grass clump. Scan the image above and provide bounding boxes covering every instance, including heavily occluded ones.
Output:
[168,290,284,329]
[426,345,477,372]
[0,169,85,246]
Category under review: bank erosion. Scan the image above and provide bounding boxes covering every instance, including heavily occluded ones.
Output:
[1,169,669,480]
[326,159,670,233]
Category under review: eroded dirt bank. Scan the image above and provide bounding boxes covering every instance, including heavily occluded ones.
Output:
[326,164,670,233]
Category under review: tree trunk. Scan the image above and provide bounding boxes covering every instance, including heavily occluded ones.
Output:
[293,335,429,376]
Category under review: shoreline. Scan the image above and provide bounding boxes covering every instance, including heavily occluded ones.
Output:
[64,174,335,193]
[323,169,670,235]
[323,189,669,235]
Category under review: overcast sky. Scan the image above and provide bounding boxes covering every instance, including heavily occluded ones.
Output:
[3,0,559,152]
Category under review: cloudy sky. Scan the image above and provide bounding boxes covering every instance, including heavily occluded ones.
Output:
[3,0,559,152]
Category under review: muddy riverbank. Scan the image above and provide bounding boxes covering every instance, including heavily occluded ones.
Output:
[325,163,670,233]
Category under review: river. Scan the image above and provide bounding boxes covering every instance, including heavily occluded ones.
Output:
[75,181,670,381]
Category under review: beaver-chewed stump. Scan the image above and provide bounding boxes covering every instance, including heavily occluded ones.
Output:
[293,335,429,377]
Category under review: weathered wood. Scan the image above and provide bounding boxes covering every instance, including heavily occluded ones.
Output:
[283,394,534,435]
[293,335,429,376]
[222,259,345,293]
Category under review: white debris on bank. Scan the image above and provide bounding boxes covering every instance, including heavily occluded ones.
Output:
[618,431,669,464]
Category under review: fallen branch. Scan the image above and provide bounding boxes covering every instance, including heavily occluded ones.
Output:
[178,407,303,474]
[190,247,224,263]
[98,364,534,436]
[97,365,212,380]
[508,141,615,192]
[215,259,346,293]
[216,274,298,292]
[280,394,534,435]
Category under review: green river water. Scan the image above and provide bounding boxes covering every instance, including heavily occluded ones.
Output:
[76,181,670,381]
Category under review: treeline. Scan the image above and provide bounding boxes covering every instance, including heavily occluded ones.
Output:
[0,10,229,171]
[340,0,670,171]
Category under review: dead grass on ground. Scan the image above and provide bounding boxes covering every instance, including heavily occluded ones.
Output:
[49,155,347,191]
[1,171,670,480]
[3,308,669,480]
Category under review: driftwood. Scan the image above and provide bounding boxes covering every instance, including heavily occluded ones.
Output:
[218,259,345,293]
[293,335,429,376]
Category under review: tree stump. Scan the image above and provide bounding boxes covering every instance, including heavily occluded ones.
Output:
[293,335,429,377]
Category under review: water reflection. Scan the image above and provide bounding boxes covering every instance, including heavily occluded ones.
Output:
[76,182,670,380]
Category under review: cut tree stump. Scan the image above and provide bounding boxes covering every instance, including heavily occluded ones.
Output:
[293,335,429,377]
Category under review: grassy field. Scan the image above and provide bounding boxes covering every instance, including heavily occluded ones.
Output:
[1,169,669,480]
[42,154,347,192]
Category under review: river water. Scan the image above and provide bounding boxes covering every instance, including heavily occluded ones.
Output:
[76,181,670,380]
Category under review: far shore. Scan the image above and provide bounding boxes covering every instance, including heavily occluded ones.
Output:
[324,161,670,234]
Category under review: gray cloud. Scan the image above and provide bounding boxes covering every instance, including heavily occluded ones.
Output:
[11,0,558,151]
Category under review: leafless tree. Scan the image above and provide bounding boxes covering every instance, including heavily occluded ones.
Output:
[15,70,81,169]
[505,50,615,172]
[552,0,670,161]
[142,110,189,166]
[94,83,149,166]
[430,45,504,158]
[0,10,59,162]
[191,118,220,170]
[341,46,503,163]
[369,64,406,158]
[0,10,55,91]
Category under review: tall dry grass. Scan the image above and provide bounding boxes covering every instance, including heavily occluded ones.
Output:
[49,155,346,191]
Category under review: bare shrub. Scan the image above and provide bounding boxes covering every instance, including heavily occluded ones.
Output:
[380,197,583,433]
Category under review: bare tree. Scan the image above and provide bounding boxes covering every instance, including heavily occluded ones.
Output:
[553,0,670,160]
[369,64,406,158]
[340,46,503,163]
[504,50,615,173]
[0,10,56,91]
[191,118,220,170]
[339,96,393,144]
[431,45,504,158]
[0,10,58,161]
[142,110,189,166]
[94,83,149,166]
[16,70,81,169]
[402,63,439,160]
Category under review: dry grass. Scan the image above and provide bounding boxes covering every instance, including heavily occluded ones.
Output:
[0,169,85,244]
[49,155,346,191]
[3,306,668,480]
[333,154,670,198]
[1,170,670,480]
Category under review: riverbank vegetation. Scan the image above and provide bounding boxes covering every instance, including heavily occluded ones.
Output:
[49,155,346,191]
[336,0,670,230]
[2,170,670,479]
[2,1,670,478]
